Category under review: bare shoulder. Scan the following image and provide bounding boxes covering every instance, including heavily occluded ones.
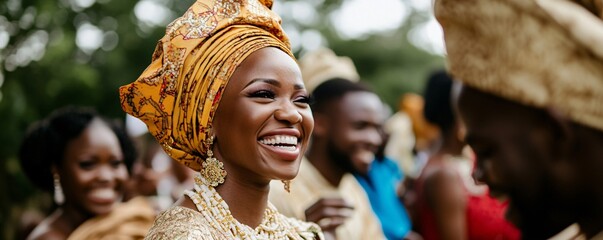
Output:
[424,164,460,188]
[422,166,467,214]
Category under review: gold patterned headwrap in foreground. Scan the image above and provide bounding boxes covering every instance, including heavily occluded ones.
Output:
[119,0,293,171]
[435,0,603,131]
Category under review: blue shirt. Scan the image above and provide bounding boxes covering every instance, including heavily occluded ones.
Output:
[355,157,412,240]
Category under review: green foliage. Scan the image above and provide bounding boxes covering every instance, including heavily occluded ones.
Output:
[314,6,444,109]
[329,31,444,109]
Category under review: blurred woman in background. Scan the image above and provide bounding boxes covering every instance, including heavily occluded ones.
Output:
[412,70,520,240]
[19,106,154,240]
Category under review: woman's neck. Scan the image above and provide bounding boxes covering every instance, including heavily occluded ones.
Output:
[54,204,91,236]
[216,176,270,228]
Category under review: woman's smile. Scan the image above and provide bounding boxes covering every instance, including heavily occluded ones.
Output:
[258,135,301,161]
[87,188,119,205]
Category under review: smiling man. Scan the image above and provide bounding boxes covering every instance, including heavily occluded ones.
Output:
[435,0,603,238]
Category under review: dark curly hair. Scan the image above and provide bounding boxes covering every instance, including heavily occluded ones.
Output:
[18,106,136,192]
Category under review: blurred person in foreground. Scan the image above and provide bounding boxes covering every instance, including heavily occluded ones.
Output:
[436,0,603,238]
[412,70,520,240]
[19,106,154,240]
[269,48,385,240]
[119,0,323,238]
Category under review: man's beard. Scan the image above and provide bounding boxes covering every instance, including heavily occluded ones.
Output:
[326,138,356,174]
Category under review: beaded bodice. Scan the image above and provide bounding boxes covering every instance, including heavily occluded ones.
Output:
[144,173,323,240]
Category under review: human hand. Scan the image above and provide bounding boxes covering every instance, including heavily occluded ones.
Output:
[304,197,354,233]
[404,230,424,240]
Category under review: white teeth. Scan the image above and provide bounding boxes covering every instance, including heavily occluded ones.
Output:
[90,188,116,200]
[277,146,296,151]
[259,135,298,145]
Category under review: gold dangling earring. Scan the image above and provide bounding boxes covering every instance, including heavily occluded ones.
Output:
[53,173,65,205]
[282,180,291,193]
[201,136,227,187]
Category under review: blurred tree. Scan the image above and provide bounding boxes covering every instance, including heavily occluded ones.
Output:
[277,0,444,109]
[0,0,442,238]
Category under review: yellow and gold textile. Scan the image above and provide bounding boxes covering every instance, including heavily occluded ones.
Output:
[119,0,293,171]
[67,197,155,240]
[435,0,603,131]
[145,173,324,239]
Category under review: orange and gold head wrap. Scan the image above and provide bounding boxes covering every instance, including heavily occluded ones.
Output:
[119,0,293,171]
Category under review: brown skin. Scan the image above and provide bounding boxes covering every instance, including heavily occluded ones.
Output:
[177,47,313,228]
[425,169,467,240]
[457,85,603,238]
[418,114,472,239]
[28,119,129,240]
[304,91,383,234]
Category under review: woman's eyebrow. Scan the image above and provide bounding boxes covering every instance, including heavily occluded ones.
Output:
[244,78,280,88]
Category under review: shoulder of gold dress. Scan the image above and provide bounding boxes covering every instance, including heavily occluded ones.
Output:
[144,206,223,240]
[175,173,324,239]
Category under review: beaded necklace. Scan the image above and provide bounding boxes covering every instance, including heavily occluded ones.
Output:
[184,173,320,239]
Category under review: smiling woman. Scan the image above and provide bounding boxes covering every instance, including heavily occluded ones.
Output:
[18,106,154,240]
[119,0,322,239]
[212,48,313,183]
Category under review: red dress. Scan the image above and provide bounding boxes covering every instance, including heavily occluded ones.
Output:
[415,160,520,240]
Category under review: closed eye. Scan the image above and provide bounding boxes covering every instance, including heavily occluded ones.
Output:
[79,160,95,170]
[111,159,124,168]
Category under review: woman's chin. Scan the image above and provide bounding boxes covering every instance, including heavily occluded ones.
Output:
[278,174,297,181]
[272,170,298,181]
[268,163,300,181]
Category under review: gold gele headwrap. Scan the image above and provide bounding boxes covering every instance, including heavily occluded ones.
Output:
[298,48,360,93]
[436,0,603,131]
[119,0,293,171]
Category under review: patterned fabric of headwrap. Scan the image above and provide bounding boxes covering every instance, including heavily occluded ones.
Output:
[119,0,293,171]
[435,0,603,131]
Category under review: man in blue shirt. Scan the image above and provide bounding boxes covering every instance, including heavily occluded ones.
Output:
[355,124,413,240]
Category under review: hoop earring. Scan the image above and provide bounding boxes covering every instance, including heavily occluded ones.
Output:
[53,173,65,205]
[201,136,227,187]
[282,180,291,193]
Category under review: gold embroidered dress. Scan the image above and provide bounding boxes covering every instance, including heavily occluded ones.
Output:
[145,174,322,239]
